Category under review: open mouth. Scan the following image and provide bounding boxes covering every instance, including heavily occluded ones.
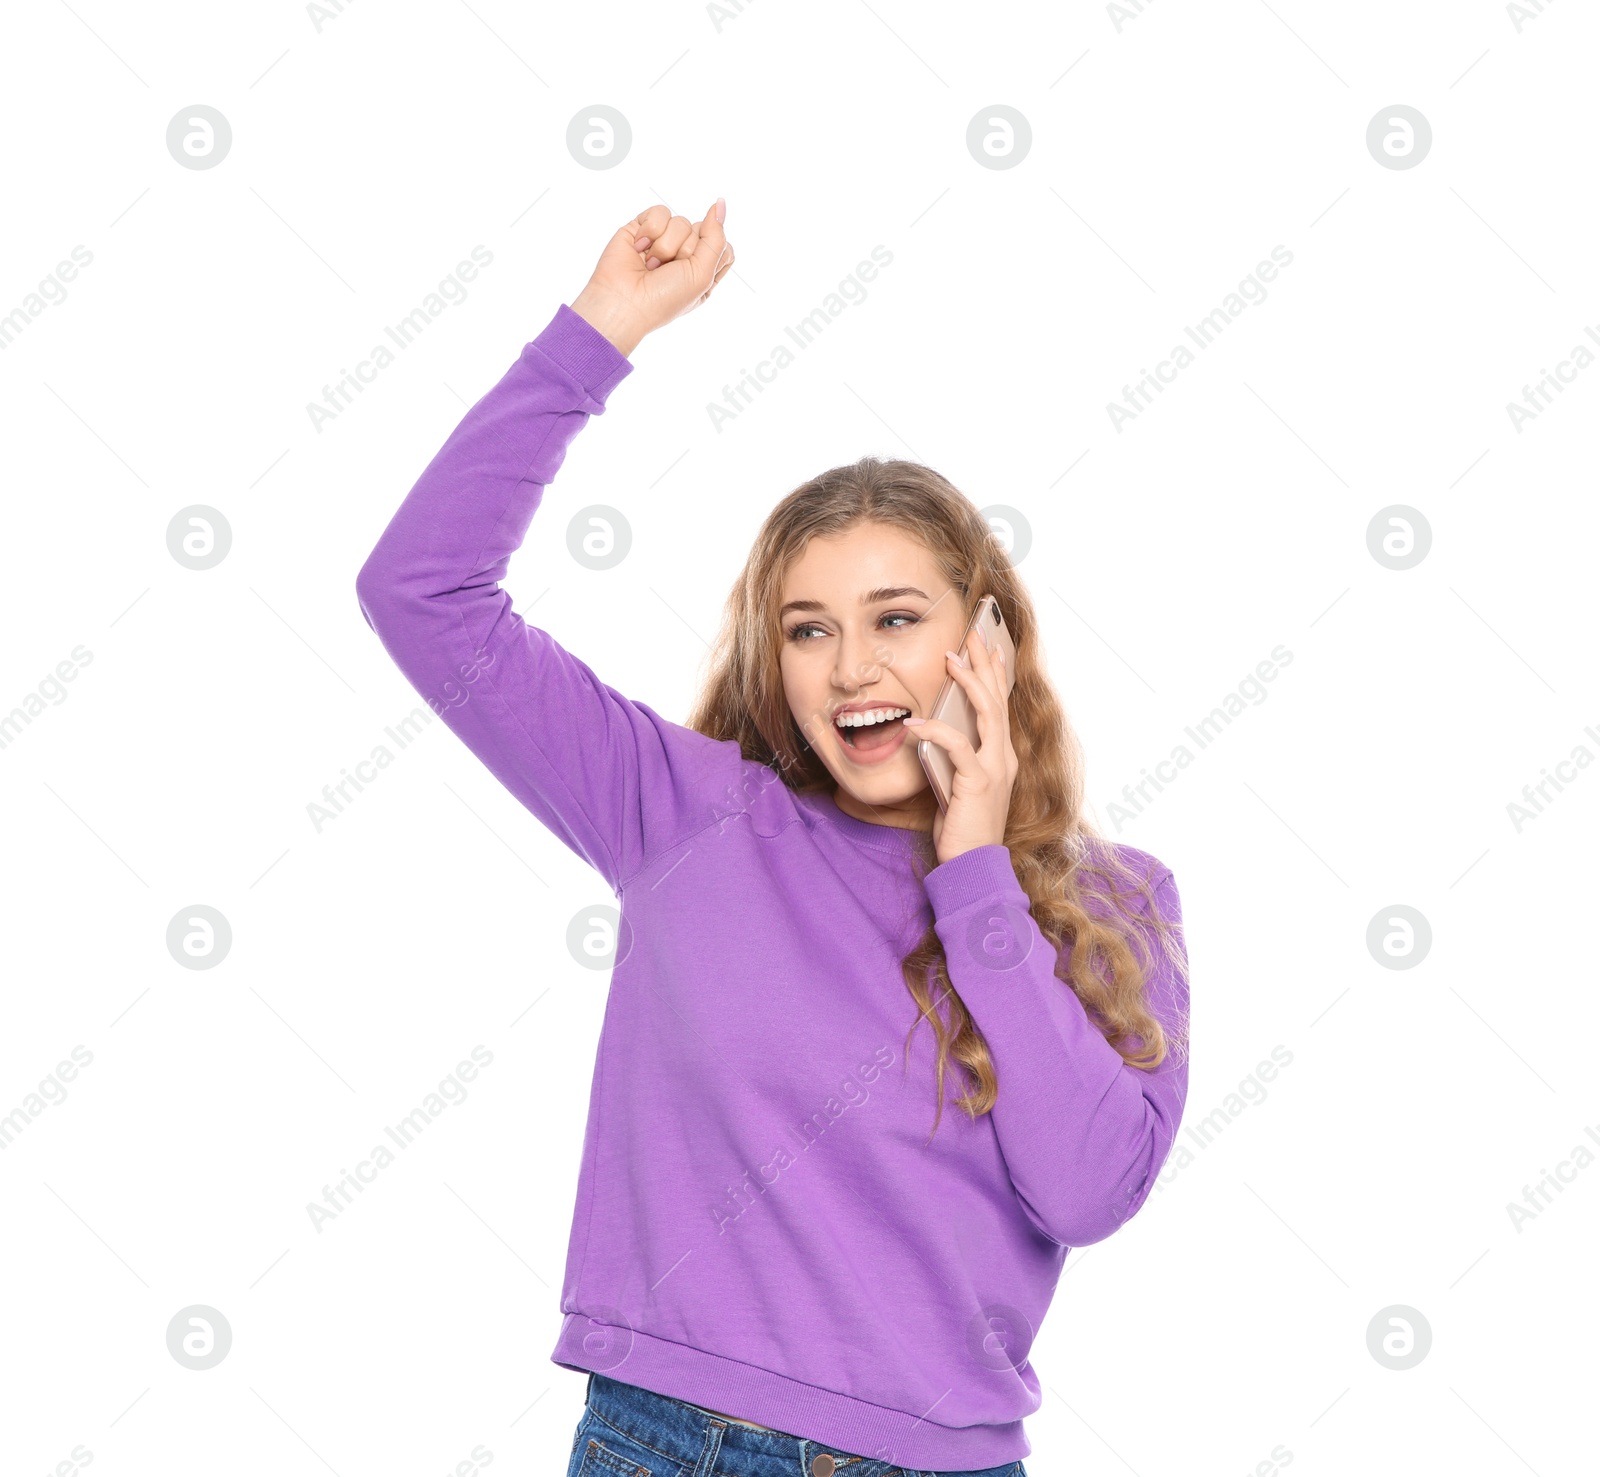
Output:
[835,707,911,753]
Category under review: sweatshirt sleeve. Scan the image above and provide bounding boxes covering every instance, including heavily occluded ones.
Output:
[923,843,1188,1247]
[354,303,742,894]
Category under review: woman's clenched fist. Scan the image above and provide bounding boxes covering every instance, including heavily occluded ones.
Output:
[571,199,733,356]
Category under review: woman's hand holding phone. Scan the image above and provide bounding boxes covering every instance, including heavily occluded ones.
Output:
[905,624,1019,867]
[570,199,735,357]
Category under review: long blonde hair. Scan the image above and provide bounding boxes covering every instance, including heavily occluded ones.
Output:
[684,456,1189,1139]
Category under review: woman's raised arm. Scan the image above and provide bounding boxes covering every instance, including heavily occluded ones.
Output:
[354,202,739,893]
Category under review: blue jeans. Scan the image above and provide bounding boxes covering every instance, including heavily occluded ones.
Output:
[567,1371,1028,1477]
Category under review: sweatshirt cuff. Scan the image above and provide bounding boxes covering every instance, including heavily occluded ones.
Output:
[527,303,635,404]
[923,844,1025,916]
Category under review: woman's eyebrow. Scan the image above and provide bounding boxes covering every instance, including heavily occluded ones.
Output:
[779,586,929,618]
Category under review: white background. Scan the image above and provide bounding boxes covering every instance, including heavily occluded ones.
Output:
[2,1,1596,1474]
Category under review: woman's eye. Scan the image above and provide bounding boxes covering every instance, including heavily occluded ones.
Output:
[786,614,920,642]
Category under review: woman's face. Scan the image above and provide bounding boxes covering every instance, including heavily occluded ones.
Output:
[777,522,969,831]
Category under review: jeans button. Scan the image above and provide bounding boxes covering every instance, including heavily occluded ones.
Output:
[810,1457,836,1477]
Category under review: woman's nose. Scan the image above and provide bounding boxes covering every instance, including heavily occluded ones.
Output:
[834,630,885,690]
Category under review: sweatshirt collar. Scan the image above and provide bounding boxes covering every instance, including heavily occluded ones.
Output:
[797,786,935,858]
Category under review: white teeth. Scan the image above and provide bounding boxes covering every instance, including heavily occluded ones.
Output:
[834,707,911,728]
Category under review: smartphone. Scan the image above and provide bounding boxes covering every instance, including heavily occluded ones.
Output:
[916,595,1018,813]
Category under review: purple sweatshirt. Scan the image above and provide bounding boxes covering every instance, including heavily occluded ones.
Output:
[354,303,1189,1471]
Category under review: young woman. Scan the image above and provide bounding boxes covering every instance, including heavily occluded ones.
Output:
[356,200,1190,1477]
